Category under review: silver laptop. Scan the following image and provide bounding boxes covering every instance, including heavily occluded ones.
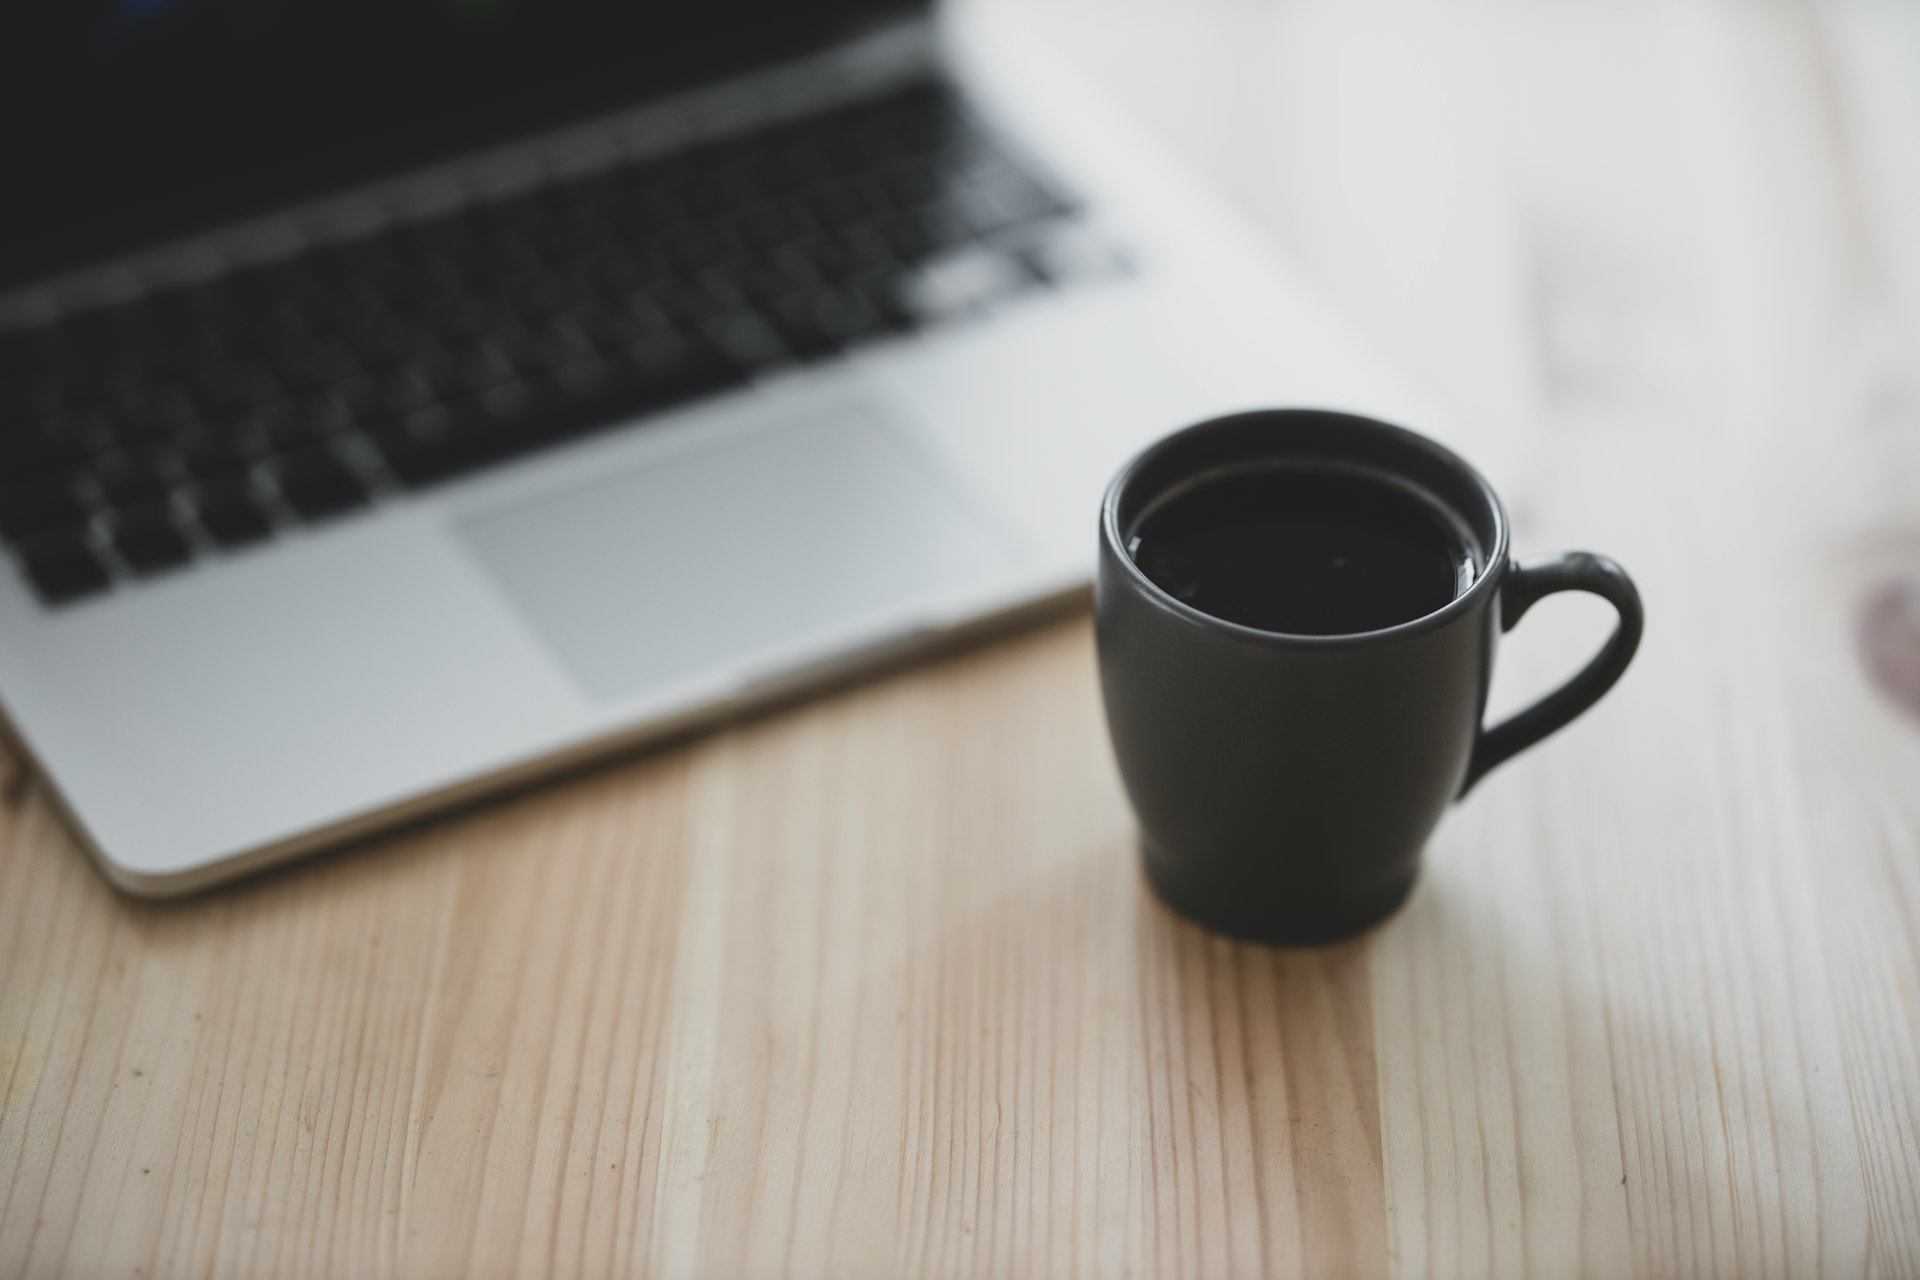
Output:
[0,0,1428,895]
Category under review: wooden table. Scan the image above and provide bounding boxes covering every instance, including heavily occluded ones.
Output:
[6,2,1920,1276]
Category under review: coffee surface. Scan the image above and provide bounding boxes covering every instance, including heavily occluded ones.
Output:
[1127,465,1476,635]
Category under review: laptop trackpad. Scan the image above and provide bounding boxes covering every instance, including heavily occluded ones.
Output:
[457,407,1019,704]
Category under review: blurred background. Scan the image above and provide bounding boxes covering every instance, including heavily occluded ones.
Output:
[993,0,1920,725]
[1000,0,1919,510]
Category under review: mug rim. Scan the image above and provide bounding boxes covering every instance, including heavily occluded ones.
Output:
[1100,408,1512,649]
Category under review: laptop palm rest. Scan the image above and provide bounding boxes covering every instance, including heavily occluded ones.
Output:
[457,406,1019,704]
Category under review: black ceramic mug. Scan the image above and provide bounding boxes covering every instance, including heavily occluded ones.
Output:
[1096,409,1643,944]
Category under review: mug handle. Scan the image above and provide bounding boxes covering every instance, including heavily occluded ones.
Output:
[1458,552,1644,795]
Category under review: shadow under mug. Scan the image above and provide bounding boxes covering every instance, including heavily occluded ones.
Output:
[1095,409,1643,945]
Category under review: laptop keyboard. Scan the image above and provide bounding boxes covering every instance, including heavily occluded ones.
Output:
[0,81,1123,608]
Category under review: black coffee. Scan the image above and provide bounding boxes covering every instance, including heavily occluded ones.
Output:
[1127,465,1477,635]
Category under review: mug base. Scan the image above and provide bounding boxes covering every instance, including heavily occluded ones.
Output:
[1141,847,1419,947]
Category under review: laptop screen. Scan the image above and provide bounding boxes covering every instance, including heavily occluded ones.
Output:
[0,0,922,289]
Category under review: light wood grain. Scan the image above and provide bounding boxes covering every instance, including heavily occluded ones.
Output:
[5,1,1920,1276]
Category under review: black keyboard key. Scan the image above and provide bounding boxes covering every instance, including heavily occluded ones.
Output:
[478,385,583,453]
[431,296,515,342]
[373,401,497,487]
[112,386,200,439]
[652,277,745,331]
[748,139,828,197]
[819,102,920,168]
[397,402,467,447]
[175,425,263,486]
[339,316,436,370]
[619,331,743,399]
[699,314,787,372]
[457,344,519,393]
[553,301,654,358]
[796,178,887,229]
[768,286,888,357]
[651,223,745,275]
[146,325,235,378]
[191,364,280,416]
[111,507,192,576]
[326,373,392,426]
[6,359,70,414]
[0,427,91,483]
[520,319,598,369]
[898,206,974,259]
[551,353,617,399]
[710,256,821,305]
[487,268,582,317]
[206,414,280,467]
[91,452,178,507]
[875,160,944,208]
[17,532,112,605]
[476,321,555,368]
[728,203,813,253]
[375,360,456,415]
[274,449,368,518]
[477,378,539,422]
[268,339,359,392]
[36,407,115,446]
[192,480,274,548]
[848,272,921,332]
[0,480,91,543]
[568,244,670,297]
[297,392,356,438]
[780,230,897,284]
[232,396,352,455]
[374,434,466,488]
